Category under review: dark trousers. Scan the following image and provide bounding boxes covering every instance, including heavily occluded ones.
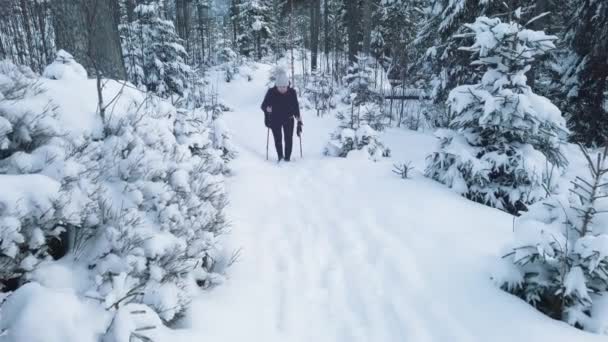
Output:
[271,117,294,160]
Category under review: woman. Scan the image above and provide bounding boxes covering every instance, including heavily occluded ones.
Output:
[260,70,303,162]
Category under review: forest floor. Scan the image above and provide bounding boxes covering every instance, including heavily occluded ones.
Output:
[174,63,604,342]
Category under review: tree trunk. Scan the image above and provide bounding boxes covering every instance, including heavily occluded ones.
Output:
[310,0,320,71]
[344,0,360,63]
[52,0,126,80]
[231,0,240,50]
[289,0,295,83]
[176,0,187,39]
[35,0,51,67]
[361,0,372,56]
[196,2,207,62]
[176,0,191,48]
[324,0,330,71]
[528,0,550,90]
[19,0,35,69]
[125,0,136,22]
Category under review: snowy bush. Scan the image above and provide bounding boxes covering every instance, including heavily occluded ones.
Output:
[217,45,238,83]
[72,95,228,325]
[1,56,233,336]
[0,60,77,289]
[493,145,608,333]
[42,50,88,81]
[305,71,334,117]
[176,102,236,176]
[393,162,415,179]
[326,54,389,161]
[342,53,382,107]
[325,122,390,161]
[425,15,568,214]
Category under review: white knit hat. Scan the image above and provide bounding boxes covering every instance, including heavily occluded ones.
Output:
[275,70,289,87]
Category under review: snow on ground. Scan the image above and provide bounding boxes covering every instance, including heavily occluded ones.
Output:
[171,63,606,341]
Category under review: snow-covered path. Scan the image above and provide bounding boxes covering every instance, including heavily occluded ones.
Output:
[181,64,605,342]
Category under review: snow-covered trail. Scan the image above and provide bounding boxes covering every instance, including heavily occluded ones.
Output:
[180,64,604,342]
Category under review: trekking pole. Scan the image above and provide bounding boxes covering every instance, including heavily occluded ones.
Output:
[266,128,270,160]
[299,135,303,158]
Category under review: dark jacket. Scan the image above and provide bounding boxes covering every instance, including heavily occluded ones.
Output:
[261,87,300,124]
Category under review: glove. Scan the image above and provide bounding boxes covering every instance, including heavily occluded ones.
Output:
[264,113,271,128]
[297,120,303,136]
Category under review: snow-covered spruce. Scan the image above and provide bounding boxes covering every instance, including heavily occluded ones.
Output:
[0,55,232,339]
[326,54,390,161]
[305,70,334,117]
[217,44,238,83]
[425,15,568,214]
[232,0,272,60]
[120,1,193,99]
[493,146,608,334]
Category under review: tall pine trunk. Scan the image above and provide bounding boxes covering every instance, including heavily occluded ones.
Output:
[323,0,330,72]
[19,0,34,69]
[176,0,187,38]
[361,0,371,56]
[527,0,550,90]
[52,0,126,80]
[196,2,207,63]
[344,0,360,63]
[310,0,320,71]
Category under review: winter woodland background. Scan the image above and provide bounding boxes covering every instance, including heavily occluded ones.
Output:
[0,0,608,341]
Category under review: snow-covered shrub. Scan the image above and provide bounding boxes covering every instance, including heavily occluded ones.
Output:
[0,60,77,289]
[493,145,608,333]
[75,95,228,324]
[208,103,237,170]
[393,162,414,179]
[42,50,88,81]
[305,71,334,117]
[175,102,236,176]
[120,1,192,98]
[217,44,238,83]
[425,15,568,214]
[325,122,390,161]
[342,53,382,107]
[1,56,233,334]
[326,54,389,161]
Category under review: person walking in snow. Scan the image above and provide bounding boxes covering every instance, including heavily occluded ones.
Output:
[261,69,303,162]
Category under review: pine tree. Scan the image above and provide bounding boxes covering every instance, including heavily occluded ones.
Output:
[494,145,608,330]
[559,0,608,147]
[373,0,422,80]
[413,1,540,104]
[120,1,192,98]
[343,53,381,107]
[326,54,390,160]
[425,14,568,214]
[305,70,334,117]
[231,0,272,60]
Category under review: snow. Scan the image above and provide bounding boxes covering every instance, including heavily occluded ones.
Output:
[43,50,88,81]
[564,266,591,302]
[0,174,60,215]
[171,62,607,341]
[3,56,606,341]
[0,283,109,342]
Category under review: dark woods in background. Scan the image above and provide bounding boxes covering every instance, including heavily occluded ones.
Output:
[0,0,606,146]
